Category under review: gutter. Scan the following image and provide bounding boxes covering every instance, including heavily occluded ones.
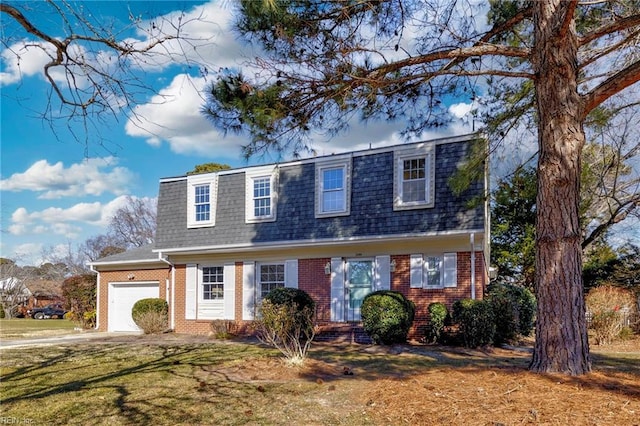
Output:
[158,253,175,331]
[88,265,100,331]
[470,233,476,300]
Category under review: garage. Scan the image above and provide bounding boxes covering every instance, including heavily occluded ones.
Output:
[108,282,160,332]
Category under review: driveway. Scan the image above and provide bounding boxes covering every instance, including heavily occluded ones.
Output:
[0,331,140,349]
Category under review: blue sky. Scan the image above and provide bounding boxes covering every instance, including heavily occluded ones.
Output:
[0,1,476,266]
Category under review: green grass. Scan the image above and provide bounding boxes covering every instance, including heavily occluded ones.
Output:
[0,318,76,339]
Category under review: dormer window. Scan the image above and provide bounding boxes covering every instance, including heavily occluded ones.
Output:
[187,174,216,228]
[315,157,351,218]
[394,145,435,210]
[245,166,278,223]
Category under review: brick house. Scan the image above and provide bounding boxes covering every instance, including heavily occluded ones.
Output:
[90,134,489,340]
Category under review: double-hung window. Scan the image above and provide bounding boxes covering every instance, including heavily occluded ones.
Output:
[315,158,351,217]
[258,263,285,299]
[394,145,435,210]
[245,166,277,223]
[187,174,216,227]
[410,253,457,289]
[202,266,224,300]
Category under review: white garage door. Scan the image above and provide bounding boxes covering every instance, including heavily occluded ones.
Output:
[108,282,160,332]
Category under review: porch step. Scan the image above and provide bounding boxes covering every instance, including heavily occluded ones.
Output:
[315,323,373,344]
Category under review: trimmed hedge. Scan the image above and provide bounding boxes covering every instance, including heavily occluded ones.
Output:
[425,302,449,344]
[452,299,495,348]
[132,298,168,334]
[361,290,415,345]
[487,283,536,345]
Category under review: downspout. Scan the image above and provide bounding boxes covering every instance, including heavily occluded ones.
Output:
[470,233,476,300]
[158,252,175,330]
[88,265,100,330]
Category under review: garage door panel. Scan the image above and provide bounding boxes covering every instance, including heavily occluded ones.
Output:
[108,282,159,332]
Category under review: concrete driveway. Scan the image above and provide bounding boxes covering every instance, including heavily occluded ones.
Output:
[0,331,141,350]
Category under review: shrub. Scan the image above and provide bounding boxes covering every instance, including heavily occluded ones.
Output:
[210,320,236,339]
[256,288,316,365]
[361,290,415,345]
[425,302,448,344]
[131,298,168,334]
[586,285,636,345]
[452,299,495,348]
[0,304,4,319]
[264,287,316,331]
[487,283,537,345]
[62,274,97,329]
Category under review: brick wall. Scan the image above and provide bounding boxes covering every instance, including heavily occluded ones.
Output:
[97,267,170,332]
[298,258,332,322]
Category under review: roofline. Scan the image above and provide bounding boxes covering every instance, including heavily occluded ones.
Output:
[160,133,482,183]
[88,258,167,268]
[153,228,486,256]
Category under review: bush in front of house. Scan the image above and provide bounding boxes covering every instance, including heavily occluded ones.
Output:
[256,287,316,365]
[451,298,495,348]
[486,283,537,345]
[131,298,168,334]
[425,302,449,344]
[361,290,415,345]
[586,285,637,345]
[62,274,97,329]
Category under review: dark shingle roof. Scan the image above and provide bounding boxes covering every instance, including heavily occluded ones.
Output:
[155,136,486,251]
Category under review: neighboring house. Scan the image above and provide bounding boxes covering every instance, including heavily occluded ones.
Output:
[23,279,65,309]
[90,134,490,340]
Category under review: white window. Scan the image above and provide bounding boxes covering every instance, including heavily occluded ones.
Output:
[245,166,278,223]
[394,145,435,210]
[187,174,216,228]
[258,263,285,299]
[315,158,351,217]
[202,266,224,300]
[410,253,457,289]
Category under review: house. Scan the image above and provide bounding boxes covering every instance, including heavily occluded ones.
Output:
[90,134,490,340]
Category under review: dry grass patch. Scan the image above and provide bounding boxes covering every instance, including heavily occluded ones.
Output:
[1,334,638,425]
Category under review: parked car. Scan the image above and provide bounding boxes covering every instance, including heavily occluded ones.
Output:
[28,304,67,319]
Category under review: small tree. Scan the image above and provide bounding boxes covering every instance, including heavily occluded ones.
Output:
[255,288,316,365]
[61,274,96,329]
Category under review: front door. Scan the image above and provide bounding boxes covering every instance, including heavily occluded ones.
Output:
[346,259,374,321]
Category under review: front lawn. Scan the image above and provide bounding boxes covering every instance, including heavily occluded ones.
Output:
[0,318,76,339]
[1,335,638,425]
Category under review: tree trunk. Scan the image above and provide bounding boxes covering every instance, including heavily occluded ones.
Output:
[529,1,591,375]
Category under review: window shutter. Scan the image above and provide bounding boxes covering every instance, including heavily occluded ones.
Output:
[443,253,458,288]
[285,259,298,288]
[410,254,423,288]
[375,255,391,291]
[185,264,197,320]
[223,263,235,320]
[242,262,255,320]
[330,257,345,322]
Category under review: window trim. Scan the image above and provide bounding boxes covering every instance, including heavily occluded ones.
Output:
[256,262,286,302]
[187,174,217,228]
[409,252,457,289]
[315,157,351,218]
[393,145,435,210]
[200,265,224,302]
[245,166,278,223]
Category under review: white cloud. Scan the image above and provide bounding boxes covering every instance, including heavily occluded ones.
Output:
[0,157,135,199]
[125,73,246,157]
[7,195,155,238]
